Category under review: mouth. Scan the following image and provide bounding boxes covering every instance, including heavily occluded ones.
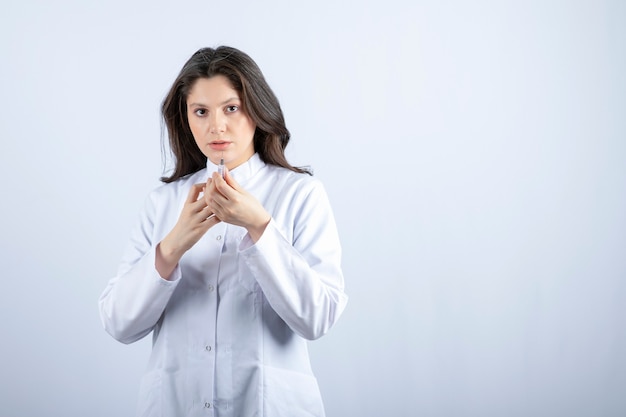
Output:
[209,141,231,150]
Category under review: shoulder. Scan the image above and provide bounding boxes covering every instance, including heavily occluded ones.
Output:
[258,165,332,212]
[262,164,325,195]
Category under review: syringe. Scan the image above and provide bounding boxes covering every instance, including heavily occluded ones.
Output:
[217,156,225,178]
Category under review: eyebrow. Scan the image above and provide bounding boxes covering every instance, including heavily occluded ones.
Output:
[188,97,240,107]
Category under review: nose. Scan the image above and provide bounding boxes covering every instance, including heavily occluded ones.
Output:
[209,112,226,134]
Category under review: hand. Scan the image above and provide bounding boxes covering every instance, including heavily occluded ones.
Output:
[156,183,219,279]
[204,168,271,242]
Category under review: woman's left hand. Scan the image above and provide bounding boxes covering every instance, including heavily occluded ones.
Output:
[204,168,271,242]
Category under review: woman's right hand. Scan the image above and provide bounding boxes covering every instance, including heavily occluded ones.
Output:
[156,183,220,279]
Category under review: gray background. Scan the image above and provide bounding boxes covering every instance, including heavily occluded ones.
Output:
[1,0,625,416]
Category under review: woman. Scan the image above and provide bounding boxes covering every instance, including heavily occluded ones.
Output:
[98,46,348,417]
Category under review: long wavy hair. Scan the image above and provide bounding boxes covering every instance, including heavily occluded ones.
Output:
[160,46,310,183]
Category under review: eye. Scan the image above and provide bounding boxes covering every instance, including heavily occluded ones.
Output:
[193,108,207,117]
[225,105,239,113]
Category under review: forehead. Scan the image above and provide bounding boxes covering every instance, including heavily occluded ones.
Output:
[187,75,240,103]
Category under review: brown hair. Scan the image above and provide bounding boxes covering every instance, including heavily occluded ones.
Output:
[160,46,310,182]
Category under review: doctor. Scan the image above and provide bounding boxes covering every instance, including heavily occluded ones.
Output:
[99,46,348,417]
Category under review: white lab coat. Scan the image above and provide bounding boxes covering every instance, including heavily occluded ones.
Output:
[99,154,348,417]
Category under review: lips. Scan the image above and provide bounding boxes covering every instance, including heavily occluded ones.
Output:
[209,141,231,150]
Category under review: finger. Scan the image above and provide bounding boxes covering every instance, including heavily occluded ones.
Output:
[203,214,221,229]
[212,171,237,199]
[205,176,219,195]
[189,197,209,213]
[202,206,222,225]
[204,178,220,206]
[223,167,242,191]
[199,204,216,220]
[206,192,226,216]
[189,206,214,227]
[186,183,205,203]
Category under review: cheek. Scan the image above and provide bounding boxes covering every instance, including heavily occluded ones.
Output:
[233,116,256,139]
[188,118,203,137]
[243,119,257,138]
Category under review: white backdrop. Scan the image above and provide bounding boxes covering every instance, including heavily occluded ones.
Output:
[1,1,625,416]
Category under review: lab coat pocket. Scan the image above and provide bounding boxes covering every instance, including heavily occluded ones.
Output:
[136,370,162,417]
[263,366,325,416]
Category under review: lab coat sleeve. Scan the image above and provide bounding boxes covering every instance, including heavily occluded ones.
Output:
[98,191,182,344]
[240,180,348,340]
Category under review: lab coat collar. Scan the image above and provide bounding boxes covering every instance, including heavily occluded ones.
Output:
[205,153,265,185]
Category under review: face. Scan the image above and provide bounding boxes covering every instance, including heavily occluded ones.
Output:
[186,75,257,169]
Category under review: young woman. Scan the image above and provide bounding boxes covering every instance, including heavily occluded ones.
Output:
[99,46,348,417]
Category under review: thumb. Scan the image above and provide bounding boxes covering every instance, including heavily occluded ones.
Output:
[223,166,242,191]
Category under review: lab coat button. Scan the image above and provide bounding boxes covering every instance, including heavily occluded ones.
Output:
[208,285,215,292]
[205,345,212,352]
[216,235,222,241]
[204,402,211,408]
